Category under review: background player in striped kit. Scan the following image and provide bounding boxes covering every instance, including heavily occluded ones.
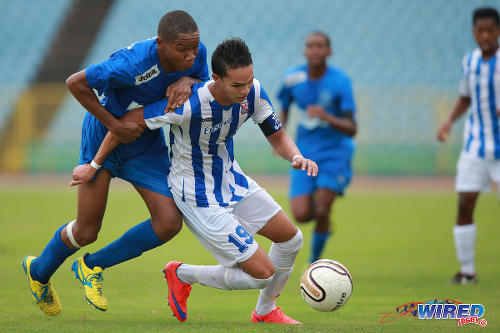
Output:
[22,10,209,315]
[277,32,357,264]
[437,7,500,284]
[71,38,318,324]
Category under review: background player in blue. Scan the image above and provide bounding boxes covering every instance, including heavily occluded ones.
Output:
[71,38,318,324]
[22,10,209,316]
[436,7,500,285]
[278,31,357,264]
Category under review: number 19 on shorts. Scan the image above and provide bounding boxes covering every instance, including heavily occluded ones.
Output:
[228,225,254,253]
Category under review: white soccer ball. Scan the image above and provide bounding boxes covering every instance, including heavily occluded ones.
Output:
[300,259,353,312]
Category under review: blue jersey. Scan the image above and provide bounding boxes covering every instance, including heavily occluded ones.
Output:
[86,38,209,117]
[278,64,356,161]
[142,79,281,207]
[78,38,209,196]
[459,48,500,160]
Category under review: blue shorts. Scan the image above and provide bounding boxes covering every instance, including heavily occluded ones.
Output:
[289,157,352,198]
[79,113,172,197]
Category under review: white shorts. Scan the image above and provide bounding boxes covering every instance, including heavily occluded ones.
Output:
[173,179,282,267]
[455,152,500,195]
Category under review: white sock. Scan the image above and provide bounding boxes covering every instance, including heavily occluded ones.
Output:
[177,264,272,290]
[453,224,476,275]
[255,230,303,316]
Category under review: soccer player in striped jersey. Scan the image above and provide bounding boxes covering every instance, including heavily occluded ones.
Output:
[22,10,209,315]
[72,38,318,324]
[277,32,357,264]
[437,7,500,285]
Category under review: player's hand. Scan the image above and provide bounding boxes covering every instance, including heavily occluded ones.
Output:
[165,76,194,113]
[292,156,318,177]
[307,105,327,120]
[111,121,143,143]
[69,164,98,187]
[436,120,452,142]
[113,108,146,143]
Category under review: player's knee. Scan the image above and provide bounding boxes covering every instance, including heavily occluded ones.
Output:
[276,229,303,254]
[151,213,182,240]
[73,222,100,246]
[250,262,275,280]
[314,204,331,221]
[293,208,313,223]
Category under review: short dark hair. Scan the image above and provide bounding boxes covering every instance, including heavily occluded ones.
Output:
[157,10,198,41]
[211,38,253,78]
[473,7,500,26]
[308,31,331,48]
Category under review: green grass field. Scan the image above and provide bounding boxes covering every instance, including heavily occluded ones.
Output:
[1,177,499,332]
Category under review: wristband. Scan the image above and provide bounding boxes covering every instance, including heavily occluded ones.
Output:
[90,160,102,170]
[292,154,303,162]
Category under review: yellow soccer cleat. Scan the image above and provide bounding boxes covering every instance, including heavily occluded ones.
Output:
[71,256,108,311]
[22,256,62,316]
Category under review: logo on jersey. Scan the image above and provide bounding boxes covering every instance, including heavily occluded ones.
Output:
[240,100,249,115]
[283,70,307,86]
[135,64,160,85]
[203,117,233,135]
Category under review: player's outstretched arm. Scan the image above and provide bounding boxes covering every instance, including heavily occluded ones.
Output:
[69,108,147,187]
[307,105,357,136]
[66,70,144,143]
[436,96,470,142]
[266,129,318,177]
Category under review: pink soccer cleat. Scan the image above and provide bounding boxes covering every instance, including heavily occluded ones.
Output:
[251,307,302,325]
[163,261,192,322]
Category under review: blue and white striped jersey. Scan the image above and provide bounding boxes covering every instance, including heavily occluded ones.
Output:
[459,48,500,160]
[143,79,281,207]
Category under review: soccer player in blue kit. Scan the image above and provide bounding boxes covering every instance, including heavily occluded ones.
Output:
[278,32,357,264]
[22,10,209,316]
[71,38,318,324]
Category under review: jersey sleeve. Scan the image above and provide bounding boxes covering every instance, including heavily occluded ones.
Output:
[85,48,137,95]
[277,75,293,110]
[193,42,210,81]
[251,81,282,136]
[143,99,184,130]
[458,54,471,97]
[339,74,356,113]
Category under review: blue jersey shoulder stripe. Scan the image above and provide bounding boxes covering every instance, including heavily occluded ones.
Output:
[226,103,240,139]
[189,97,209,207]
[474,58,485,158]
[208,101,226,207]
[487,55,500,158]
[247,87,256,118]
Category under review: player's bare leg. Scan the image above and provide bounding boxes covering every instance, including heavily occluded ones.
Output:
[290,194,314,223]
[74,184,182,311]
[134,186,182,242]
[68,169,112,311]
[451,192,480,284]
[23,169,111,315]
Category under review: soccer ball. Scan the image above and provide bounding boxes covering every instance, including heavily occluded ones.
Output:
[299,259,353,312]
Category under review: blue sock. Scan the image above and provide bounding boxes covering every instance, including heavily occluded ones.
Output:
[310,231,331,263]
[30,223,78,284]
[84,219,164,270]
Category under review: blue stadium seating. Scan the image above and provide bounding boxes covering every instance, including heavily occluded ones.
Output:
[10,0,500,173]
[0,0,72,130]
